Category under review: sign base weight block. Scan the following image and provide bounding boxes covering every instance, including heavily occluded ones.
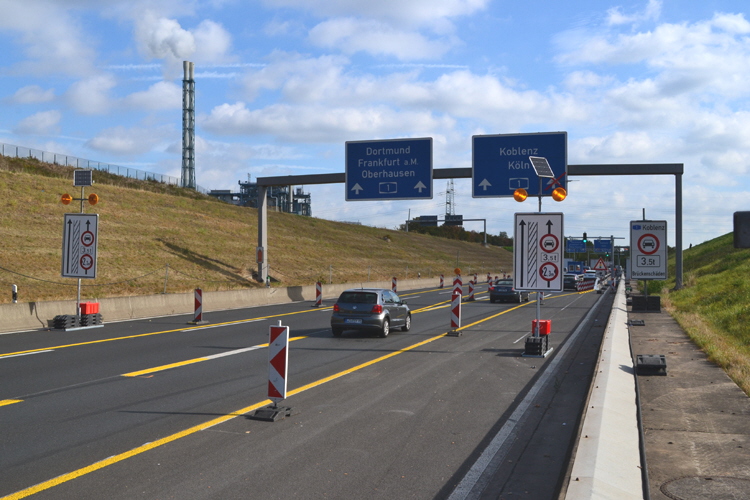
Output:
[522,336,554,358]
[249,404,298,422]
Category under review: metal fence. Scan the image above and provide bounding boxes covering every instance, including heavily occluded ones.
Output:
[0,141,209,194]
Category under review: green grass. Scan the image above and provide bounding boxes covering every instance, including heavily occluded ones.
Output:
[644,234,750,396]
[0,156,512,302]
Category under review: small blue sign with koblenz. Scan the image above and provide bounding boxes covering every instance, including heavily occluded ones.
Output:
[345,137,433,201]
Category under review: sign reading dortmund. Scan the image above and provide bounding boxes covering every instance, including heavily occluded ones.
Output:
[345,137,432,201]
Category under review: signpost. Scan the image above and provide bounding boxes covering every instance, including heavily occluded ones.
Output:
[345,137,432,201]
[630,220,667,280]
[61,215,98,278]
[514,212,564,292]
[566,239,586,253]
[594,239,612,253]
[472,132,567,198]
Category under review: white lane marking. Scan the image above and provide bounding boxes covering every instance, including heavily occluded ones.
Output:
[181,318,265,332]
[0,350,54,359]
[204,346,265,360]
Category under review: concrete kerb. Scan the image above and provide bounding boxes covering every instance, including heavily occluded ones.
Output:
[564,280,643,499]
[0,278,431,334]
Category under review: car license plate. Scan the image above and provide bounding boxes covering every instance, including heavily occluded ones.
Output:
[345,319,362,324]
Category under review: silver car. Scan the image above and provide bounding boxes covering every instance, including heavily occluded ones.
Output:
[330,288,410,338]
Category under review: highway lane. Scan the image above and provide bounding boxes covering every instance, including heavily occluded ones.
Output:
[0,285,606,499]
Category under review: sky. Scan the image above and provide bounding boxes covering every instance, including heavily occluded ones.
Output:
[2,0,750,249]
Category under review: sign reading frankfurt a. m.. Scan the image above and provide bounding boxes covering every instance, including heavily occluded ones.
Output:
[345,137,432,201]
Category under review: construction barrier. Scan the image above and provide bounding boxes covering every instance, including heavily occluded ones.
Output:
[392,277,398,293]
[451,290,462,329]
[314,281,322,307]
[267,323,289,402]
[486,273,491,283]
[190,288,204,324]
[439,274,444,288]
[577,278,597,292]
[468,280,475,301]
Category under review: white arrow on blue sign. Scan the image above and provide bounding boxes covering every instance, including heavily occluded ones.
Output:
[345,137,433,201]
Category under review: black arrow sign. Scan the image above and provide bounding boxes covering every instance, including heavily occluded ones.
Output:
[518,220,526,285]
[546,219,553,234]
[65,219,73,274]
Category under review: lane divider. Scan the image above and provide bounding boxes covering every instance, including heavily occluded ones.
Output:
[0,399,23,407]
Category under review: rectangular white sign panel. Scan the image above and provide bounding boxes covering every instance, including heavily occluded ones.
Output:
[61,213,99,279]
[630,220,667,280]
[514,212,564,292]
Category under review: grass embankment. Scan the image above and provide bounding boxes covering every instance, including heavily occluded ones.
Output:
[0,156,512,303]
[645,234,750,396]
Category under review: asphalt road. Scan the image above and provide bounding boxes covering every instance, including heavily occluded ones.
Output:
[0,285,611,499]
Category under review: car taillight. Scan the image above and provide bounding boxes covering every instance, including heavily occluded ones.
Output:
[371,304,383,314]
[333,304,340,312]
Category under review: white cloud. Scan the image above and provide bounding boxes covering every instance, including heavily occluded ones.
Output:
[9,85,55,104]
[85,125,172,156]
[607,0,662,26]
[64,75,117,115]
[309,18,453,60]
[13,110,62,135]
[200,102,453,142]
[0,1,97,77]
[122,81,182,110]
[261,0,489,26]
[193,20,233,62]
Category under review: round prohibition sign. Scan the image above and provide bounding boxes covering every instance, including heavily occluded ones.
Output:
[637,233,660,255]
[81,230,95,247]
[539,233,559,253]
[80,254,94,271]
[539,262,559,282]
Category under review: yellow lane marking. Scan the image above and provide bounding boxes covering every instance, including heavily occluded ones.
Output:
[1,302,523,499]
[0,399,23,407]
[0,308,331,359]
[121,358,210,377]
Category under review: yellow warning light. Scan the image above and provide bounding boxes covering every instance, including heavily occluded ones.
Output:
[454,268,461,275]
[513,188,528,202]
[88,193,99,205]
[552,187,567,202]
[61,193,72,205]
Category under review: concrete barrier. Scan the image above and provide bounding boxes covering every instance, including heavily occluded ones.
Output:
[563,280,643,499]
[0,278,433,334]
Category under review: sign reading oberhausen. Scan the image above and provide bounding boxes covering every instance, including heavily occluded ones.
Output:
[345,137,432,201]
[472,132,567,198]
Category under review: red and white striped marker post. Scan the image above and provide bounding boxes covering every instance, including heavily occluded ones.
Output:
[439,274,444,288]
[188,288,207,324]
[468,280,475,301]
[474,273,478,283]
[314,281,322,307]
[392,277,398,293]
[267,322,289,404]
[447,275,463,336]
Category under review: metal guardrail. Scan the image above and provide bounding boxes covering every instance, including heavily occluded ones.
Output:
[0,142,209,194]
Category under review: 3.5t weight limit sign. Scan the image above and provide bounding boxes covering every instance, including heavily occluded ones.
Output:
[62,213,99,278]
[630,220,667,280]
[514,212,564,291]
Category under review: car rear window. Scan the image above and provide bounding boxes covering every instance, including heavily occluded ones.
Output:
[338,292,378,304]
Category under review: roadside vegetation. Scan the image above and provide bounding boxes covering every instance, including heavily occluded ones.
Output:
[0,156,512,303]
[645,234,750,396]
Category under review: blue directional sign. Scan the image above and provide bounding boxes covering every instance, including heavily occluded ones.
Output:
[345,138,432,201]
[566,239,586,253]
[594,239,612,252]
[472,132,567,198]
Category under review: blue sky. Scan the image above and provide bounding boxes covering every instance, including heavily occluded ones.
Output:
[2,0,750,248]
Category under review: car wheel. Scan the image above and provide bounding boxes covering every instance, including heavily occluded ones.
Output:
[379,319,390,338]
[332,327,342,337]
[401,314,411,332]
